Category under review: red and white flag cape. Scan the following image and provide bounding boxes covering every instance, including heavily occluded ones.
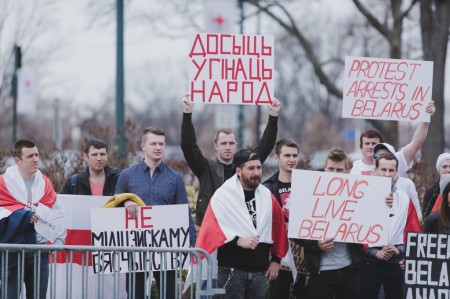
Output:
[183,175,289,293]
[0,165,59,220]
[196,174,288,261]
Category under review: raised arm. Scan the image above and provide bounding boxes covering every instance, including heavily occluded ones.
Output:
[180,95,209,177]
[254,98,280,163]
[402,101,435,164]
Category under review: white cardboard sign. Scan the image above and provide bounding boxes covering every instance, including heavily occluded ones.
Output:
[288,170,391,246]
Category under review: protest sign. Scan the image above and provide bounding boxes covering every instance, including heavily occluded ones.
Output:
[343,56,433,122]
[53,195,127,298]
[34,203,65,243]
[188,33,274,105]
[288,170,390,246]
[404,232,450,298]
[91,205,190,274]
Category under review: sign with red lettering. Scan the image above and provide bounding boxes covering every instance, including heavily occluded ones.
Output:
[90,205,190,274]
[188,33,274,105]
[343,56,433,122]
[288,170,390,246]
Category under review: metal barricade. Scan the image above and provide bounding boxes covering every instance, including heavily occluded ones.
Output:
[0,244,225,299]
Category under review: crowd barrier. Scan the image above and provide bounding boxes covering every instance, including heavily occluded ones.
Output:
[0,244,224,299]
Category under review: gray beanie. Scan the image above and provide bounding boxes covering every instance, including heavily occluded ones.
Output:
[439,174,450,197]
[436,153,450,172]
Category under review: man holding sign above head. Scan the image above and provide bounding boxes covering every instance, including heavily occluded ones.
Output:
[181,94,280,227]
[115,126,196,299]
[359,153,421,299]
[350,100,435,177]
[0,139,66,299]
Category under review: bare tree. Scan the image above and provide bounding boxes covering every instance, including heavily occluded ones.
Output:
[0,0,62,149]
[419,0,450,173]
[246,0,424,146]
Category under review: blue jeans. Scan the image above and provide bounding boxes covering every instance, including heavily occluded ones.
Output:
[6,252,49,299]
[270,270,309,299]
[309,266,360,299]
[359,261,403,299]
[217,266,266,299]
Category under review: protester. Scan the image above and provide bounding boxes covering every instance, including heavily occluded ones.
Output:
[300,147,365,299]
[350,101,435,177]
[422,153,450,218]
[195,149,288,299]
[60,138,120,196]
[180,94,280,227]
[115,126,196,299]
[0,139,66,299]
[372,143,422,221]
[359,153,421,299]
[424,174,450,233]
[263,139,307,298]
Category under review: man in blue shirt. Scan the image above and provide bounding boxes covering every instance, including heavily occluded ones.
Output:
[115,126,196,299]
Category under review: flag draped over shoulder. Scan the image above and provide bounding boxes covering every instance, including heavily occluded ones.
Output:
[431,194,442,214]
[0,165,57,220]
[195,174,288,261]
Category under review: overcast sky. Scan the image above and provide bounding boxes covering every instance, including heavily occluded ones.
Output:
[39,1,189,107]
[4,0,448,112]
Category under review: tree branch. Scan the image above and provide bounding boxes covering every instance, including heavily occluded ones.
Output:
[352,0,390,38]
[396,0,419,22]
[246,0,342,98]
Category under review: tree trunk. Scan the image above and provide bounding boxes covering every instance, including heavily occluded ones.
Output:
[420,0,449,175]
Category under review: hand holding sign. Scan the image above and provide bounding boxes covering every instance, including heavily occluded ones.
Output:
[269,98,281,117]
[34,203,66,243]
[318,238,335,252]
[30,213,39,224]
[124,200,138,218]
[425,100,435,116]
[181,94,194,113]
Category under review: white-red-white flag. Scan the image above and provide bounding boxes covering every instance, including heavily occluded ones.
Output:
[203,0,237,33]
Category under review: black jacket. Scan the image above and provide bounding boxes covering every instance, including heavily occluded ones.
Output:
[424,212,450,234]
[422,180,440,218]
[263,171,282,206]
[60,165,120,196]
[295,239,365,274]
[263,171,290,223]
[181,113,278,226]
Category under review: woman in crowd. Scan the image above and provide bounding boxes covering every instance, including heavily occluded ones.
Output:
[424,174,450,234]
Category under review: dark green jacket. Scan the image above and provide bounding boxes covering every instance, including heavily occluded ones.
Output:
[181,112,278,226]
